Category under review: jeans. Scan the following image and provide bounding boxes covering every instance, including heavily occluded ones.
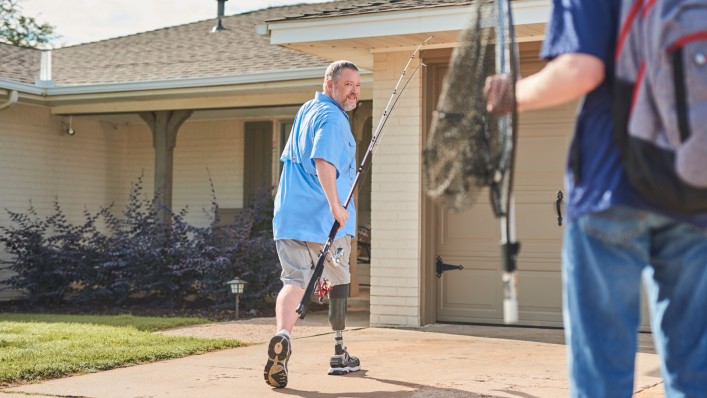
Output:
[563,205,707,397]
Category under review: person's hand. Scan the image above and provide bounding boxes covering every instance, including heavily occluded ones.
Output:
[484,74,514,114]
[331,203,349,228]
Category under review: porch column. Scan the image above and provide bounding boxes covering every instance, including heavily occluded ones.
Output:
[139,110,193,222]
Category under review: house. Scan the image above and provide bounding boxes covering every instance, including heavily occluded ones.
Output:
[0,0,372,300]
[1,0,614,329]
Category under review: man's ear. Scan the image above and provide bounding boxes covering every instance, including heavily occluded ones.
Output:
[325,79,333,93]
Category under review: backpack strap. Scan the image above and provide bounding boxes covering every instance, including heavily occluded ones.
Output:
[671,48,691,143]
[569,117,582,185]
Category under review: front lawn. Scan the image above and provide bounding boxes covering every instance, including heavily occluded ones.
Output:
[0,313,243,386]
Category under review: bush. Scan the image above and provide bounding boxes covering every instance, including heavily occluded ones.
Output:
[0,201,66,304]
[0,175,280,311]
[216,190,281,308]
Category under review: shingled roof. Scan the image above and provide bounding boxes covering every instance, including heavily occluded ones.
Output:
[48,2,369,86]
[0,0,478,87]
[0,43,41,84]
[269,0,473,21]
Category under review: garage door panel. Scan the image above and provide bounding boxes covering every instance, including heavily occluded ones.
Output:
[517,271,564,326]
[516,202,563,241]
[518,258,562,274]
[438,264,502,320]
[430,59,576,326]
[517,135,568,172]
[520,102,579,125]
[516,251,562,272]
[437,202,499,256]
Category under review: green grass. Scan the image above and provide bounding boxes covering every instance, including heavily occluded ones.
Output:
[0,313,243,386]
[0,313,213,332]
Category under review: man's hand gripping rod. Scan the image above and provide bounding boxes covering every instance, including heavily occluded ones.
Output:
[296,37,432,319]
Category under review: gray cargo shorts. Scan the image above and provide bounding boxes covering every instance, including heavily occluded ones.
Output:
[275,236,352,289]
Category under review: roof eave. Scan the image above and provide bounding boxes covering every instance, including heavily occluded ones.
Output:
[266,0,551,66]
[269,1,550,41]
[1,67,337,96]
[0,68,373,114]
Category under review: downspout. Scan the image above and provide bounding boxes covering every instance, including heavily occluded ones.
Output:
[0,50,54,111]
[0,90,18,111]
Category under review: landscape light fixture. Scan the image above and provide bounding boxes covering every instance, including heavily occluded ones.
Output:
[226,278,247,320]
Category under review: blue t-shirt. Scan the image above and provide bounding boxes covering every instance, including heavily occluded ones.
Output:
[541,0,707,227]
[273,92,357,242]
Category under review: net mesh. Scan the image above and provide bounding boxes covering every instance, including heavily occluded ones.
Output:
[423,3,511,212]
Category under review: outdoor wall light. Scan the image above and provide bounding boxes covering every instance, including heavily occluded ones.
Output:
[64,115,76,136]
[226,278,247,320]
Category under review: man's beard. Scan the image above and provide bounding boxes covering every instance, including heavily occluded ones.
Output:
[341,98,357,112]
[332,88,357,111]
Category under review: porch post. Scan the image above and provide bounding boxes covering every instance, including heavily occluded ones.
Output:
[139,110,193,222]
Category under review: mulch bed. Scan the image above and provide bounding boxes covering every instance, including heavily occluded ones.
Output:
[0,298,327,322]
[0,300,254,322]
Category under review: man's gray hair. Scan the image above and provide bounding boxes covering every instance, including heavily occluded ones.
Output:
[323,60,358,88]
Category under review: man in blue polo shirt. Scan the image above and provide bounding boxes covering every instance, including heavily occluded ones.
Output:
[264,60,361,389]
[486,0,707,396]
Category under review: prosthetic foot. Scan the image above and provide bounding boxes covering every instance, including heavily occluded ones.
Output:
[329,336,361,375]
[327,284,361,375]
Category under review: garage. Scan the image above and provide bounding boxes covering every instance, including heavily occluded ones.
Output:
[425,42,576,327]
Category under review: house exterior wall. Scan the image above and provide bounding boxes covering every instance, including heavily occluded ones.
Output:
[0,105,269,300]
[0,103,127,299]
[175,120,246,227]
[124,119,246,228]
[369,51,424,327]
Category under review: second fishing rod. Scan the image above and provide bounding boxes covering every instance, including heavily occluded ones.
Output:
[296,37,431,319]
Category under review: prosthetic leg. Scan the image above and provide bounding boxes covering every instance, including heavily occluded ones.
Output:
[328,283,361,375]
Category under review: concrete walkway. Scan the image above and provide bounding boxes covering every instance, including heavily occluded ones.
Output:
[0,309,665,398]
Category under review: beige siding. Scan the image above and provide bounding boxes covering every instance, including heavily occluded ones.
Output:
[174,120,245,227]
[114,119,247,228]
[0,104,127,299]
[0,106,266,300]
[0,104,127,214]
[369,51,424,327]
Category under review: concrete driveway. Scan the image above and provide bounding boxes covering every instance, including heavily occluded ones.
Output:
[0,309,665,397]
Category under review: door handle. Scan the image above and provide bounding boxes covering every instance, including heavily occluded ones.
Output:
[556,190,563,226]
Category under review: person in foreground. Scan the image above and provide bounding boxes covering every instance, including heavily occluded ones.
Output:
[485,0,707,396]
[264,60,362,388]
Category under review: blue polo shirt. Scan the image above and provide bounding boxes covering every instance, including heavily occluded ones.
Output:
[542,0,707,227]
[273,92,357,242]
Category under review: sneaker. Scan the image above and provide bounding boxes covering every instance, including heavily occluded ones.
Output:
[328,346,361,376]
[264,334,291,388]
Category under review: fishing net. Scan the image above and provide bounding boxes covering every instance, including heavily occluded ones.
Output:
[423,0,521,324]
[423,1,515,214]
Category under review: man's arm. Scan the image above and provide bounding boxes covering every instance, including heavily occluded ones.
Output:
[486,53,605,113]
[315,158,349,228]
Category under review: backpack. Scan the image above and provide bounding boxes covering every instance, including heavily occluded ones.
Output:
[613,0,707,214]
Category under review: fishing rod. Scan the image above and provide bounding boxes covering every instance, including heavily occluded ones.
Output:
[494,0,520,324]
[296,36,432,319]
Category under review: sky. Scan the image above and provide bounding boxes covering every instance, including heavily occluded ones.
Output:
[20,0,334,47]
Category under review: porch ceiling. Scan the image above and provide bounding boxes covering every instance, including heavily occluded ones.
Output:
[279,23,545,68]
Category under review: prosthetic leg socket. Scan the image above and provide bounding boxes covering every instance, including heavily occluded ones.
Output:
[328,283,348,332]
